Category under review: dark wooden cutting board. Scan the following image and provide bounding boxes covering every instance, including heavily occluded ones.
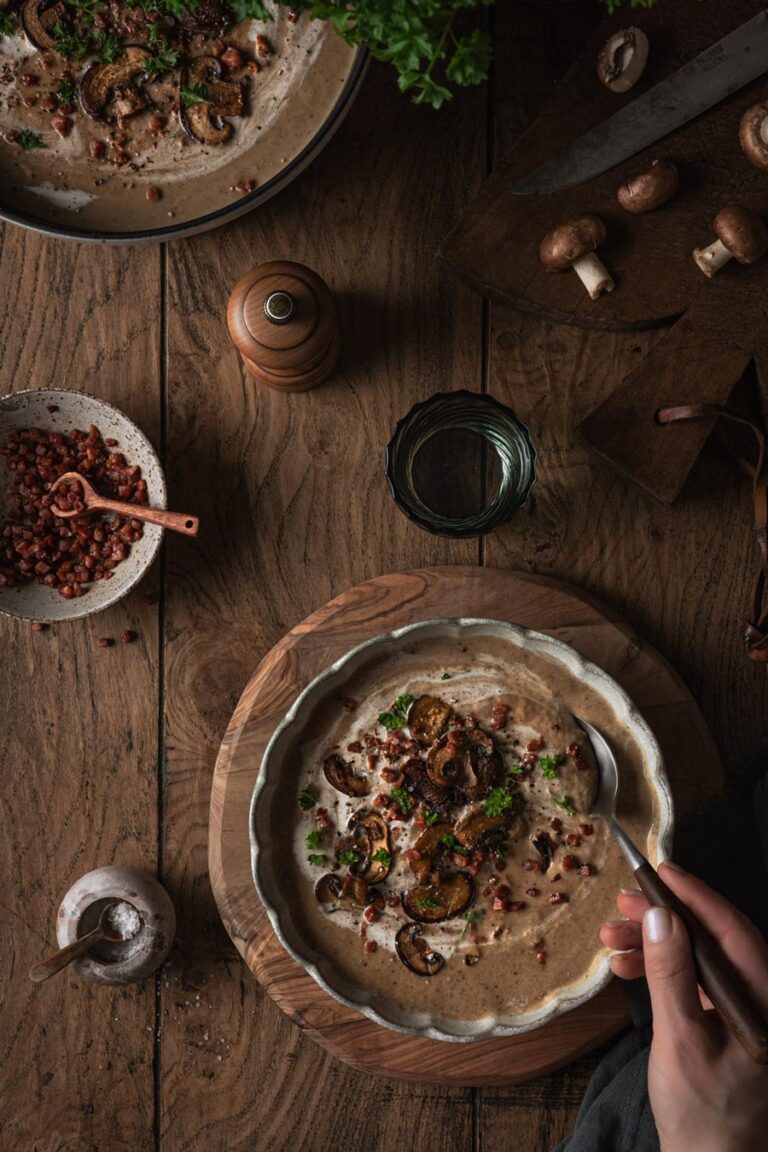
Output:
[440,0,768,503]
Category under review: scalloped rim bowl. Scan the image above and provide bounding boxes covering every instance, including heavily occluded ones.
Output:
[250,618,673,1043]
[0,388,166,622]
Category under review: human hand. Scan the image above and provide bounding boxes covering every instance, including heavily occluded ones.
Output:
[600,861,768,1152]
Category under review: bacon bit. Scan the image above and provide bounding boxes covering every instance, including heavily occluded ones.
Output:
[548,891,569,905]
[220,45,244,70]
[58,100,74,116]
[97,637,114,649]
[549,817,563,833]
[255,33,273,57]
[526,737,544,752]
[372,793,388,808]
[341,696,357,712]
[121,630,137,644]
[521,752,538,770]
[247,59,260,74]
[561,854,576,871]
[347,741,363,754]
[464,860,481,877]
[579,863,594,877]
[386,896,400,908]
[366,753,379,771]
[536,950,547,966]
[287,7,299,21]
[579,823,594,836]
[448,713,465,729]
[364,734,379,750]
[146,186,162,203]
[364,939,377,954]
[413,816,426,830]
[565,833,581,847]
[490,702,509,730]
[31,621,48,632]
[235,178,257,194]
[4,130,19,143]
[149,113,166,132]
[19,72,38,87]
[380,766,403,786]
[523,859,540,873]
[491,895,507,912]
[464,953,480,966]
[509,901,526,912]
[42,94,58,112]
[567,742,589,770]
[465,715,479,729]
[363,904,379,924]
[52,116,72,137]
[525,887,539,897]
[404,848,421,864]
[314,808,331,830]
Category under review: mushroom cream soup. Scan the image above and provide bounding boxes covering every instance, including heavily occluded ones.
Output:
[272,632,659,1022]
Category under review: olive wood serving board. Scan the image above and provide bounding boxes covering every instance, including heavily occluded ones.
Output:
[208,566,721,1085]
[439,0,768,504]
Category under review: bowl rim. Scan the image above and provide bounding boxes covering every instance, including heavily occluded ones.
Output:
[250,616,674,1043]
[0,386,166,622]
[0,46,368,245]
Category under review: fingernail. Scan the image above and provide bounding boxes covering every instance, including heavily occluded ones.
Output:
[660,860,685,874]
[644,907,672,943]
[620,887,643,896]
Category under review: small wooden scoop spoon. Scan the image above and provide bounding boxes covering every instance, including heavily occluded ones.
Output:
[50,472,199,537]
[29,900,130,983]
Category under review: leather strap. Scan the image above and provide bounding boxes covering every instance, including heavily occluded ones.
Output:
[657,403,768,664]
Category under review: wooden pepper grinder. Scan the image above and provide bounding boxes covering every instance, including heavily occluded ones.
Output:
[226,260,340,392]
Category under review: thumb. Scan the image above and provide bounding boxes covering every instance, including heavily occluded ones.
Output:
[643,906,706,1038]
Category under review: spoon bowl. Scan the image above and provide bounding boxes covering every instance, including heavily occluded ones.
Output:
[29,900,126,983]
[50,471,199,537]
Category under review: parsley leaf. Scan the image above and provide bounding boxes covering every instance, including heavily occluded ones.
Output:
[539,753,565,780]
[338,849,361,867]
[458,907,482,944]
[441,672,451,680]
[508,763,524,777]
[298,786,316,811]
[230,0,271,19]
[97,31,122,62]
[415,895,441,909]
[57,77,78,104]
[180,82,210,106]
[551,792,576,817]
[0,12,16,35]
[423,809,439,826]
[484,786,516,817]
[305,828,323,850]
[371,848,391,867]
[307,853,324,866]
[378,692,414,730]
[439,833,467,856]
[16,130,45,151]
[53,24,89,60]
[145,46,181,80]
[390,786,412,816]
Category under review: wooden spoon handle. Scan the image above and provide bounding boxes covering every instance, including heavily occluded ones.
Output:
[635,862,768,1064]
[29,927,103,983]
[89,497,200,537]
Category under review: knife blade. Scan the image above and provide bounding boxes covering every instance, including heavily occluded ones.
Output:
[512,10,768,196]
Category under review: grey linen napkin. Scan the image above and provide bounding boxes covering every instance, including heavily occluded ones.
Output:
[552,747,768,1152]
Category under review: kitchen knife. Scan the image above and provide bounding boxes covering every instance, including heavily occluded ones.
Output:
[512,10,768,195]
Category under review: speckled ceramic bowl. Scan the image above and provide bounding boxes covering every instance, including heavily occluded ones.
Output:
[251,618,674,1043]
[0,388,166,622]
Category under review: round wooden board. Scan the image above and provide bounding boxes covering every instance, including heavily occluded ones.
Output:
[209,567,722,1086]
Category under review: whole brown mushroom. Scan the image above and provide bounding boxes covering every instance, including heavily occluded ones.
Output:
[692,206,768,278]
[597,27,649,93]
[739,103,768,171]
[539,215,615,300]
[617,159,678,214]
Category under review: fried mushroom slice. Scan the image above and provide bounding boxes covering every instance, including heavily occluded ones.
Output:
[409,821,454,883]
[427,730,467,788]
[427,728,504,801]
[346,809,391,884]
[454,805,525,852]
[530,830,553,871]
[395,922,444,977]
[407,694,452,744]
[314,873,384,912]
[80,46,152,122]
[21,0,65,52]
[401,871,474,924]
[403,757,454,814]
[178,55,244,146]
[323,753,369,798]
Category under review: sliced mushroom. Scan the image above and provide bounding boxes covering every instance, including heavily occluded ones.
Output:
[314,873,384,911]
[530,830,553,871]
[80,46,152,122]
[395,922,444,977]
[540,216,615,300]
[740,103,768,171]
[407,694,452,744]
[463,729,505,802]
[346,809,391,884]
[21,0,65,52]
[455,806,524,852]
[401,871,474,924]
[426,732,466,788]
[617,159,678,213]
[410,821,454,883]
[323,753,369,798]
[693,206,768,278]
[179,55,244,147]
[597,27,649,94]
[403,757,454,814]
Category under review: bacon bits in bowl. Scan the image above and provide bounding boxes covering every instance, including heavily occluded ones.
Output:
[251,618,673,1042]
[0,389,166,622]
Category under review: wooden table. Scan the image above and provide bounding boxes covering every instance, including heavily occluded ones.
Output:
[2,4,766,1149]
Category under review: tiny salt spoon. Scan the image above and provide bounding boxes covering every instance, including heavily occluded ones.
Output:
[49,472,199,537]
[29,900,130,983]
[577,716,768,1064]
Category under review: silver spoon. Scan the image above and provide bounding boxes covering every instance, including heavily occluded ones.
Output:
[577,716,768,1064]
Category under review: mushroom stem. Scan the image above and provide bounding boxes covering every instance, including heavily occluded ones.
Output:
[572,253,615,300]
[692,238,732,278]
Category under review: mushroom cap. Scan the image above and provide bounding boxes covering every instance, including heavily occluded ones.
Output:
[713,206,768,265]
[539,215,606,271]
[617,158,678,214]
[739,103,768,172]
[597,26,649,93]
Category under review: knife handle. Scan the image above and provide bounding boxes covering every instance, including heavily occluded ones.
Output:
[635,862,768,1064]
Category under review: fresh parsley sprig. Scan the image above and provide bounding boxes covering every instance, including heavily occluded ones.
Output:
[298,786,317,811]
[390,786,412,816]
[378,693,413,730]
[16,130,45,150]
[484,786,515,817]
[371,848,391,867]
[180,82,210,106]
[551,792,576,817]
[0,12,16,36]
[539,753,565,780]
[338,848,361,867]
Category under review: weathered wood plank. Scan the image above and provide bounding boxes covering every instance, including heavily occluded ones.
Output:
[160,58,484,1151]
[0,233,162,1152]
